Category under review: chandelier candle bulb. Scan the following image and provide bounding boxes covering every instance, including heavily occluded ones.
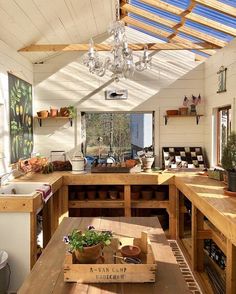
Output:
[83,0,152,81]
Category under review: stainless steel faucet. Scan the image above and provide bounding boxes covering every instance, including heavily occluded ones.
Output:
[0,166,25,187]
[0,171,14,187]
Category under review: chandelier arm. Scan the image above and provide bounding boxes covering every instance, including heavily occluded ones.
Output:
[82,0,152,81]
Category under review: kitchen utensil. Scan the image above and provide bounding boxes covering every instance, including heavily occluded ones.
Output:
[113,255,142,264]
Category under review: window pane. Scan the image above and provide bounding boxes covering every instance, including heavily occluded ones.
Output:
[84,112,153,161]
[218,107,231,164]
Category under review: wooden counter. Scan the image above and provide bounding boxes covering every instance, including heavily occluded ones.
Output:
[175,174,236,246]
[3,171,236,293]
[175,174,236,294]
[18,217,190,294]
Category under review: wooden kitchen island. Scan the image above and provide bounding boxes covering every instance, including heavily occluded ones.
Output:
[4,171,236,293]
[18,217,190,294]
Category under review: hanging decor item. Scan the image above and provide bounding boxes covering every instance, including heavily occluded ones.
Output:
[182,94,201,115]
[105,89,128,100]
[8,73,33,163]
[217,66,227,93]
[83,0,152,82]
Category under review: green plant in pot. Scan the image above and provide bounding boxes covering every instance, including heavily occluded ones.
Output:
[221,132,236,192]
[63,226,112,263]
[68,105,77,118]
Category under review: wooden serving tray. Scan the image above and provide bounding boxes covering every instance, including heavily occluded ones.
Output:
[64,232,157,283]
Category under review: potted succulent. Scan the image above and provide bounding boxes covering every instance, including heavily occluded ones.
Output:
[221,132,236,192]
[63,226,112,264]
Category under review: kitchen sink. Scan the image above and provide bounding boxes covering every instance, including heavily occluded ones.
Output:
[0,182,49,196]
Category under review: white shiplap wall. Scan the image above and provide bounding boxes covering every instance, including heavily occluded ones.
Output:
[33,27,204,162]
[0,40,33,173]
[204,38,236,166]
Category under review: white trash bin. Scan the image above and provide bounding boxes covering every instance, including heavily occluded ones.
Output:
[0,250,9,294]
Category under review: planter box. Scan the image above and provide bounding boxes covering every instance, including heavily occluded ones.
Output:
[208,169,224,181]
[64,232,156,283]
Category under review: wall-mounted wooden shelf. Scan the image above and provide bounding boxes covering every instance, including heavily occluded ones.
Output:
[34,116,73,127]
[164,114,203,125]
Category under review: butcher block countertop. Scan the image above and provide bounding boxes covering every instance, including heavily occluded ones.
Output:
[1,171,236,245]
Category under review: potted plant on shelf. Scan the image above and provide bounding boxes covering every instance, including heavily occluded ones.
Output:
[63,226,112,264]
[59,105,77,118]
[221,132,236,192]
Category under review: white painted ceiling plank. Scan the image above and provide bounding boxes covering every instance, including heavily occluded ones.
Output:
[90,0,113,35]
[14,0,64,44]
[0,0,47,45]
[66,0,100,40]
[32,0,74,43]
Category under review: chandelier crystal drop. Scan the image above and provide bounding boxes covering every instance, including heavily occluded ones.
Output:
[83,1,152,82]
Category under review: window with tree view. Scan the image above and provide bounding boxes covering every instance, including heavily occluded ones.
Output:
[83,112,154,163]
[217,106,231,165]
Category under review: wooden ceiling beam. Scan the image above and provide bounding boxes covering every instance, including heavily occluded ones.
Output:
[194,0,236,18]
[169,0,196,39]
[139,0,236,36]
[122,3,226,47]
[123,16,215,56]
[18,42,218,53]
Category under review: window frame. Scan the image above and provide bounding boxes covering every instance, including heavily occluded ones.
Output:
[216,105,231,166]
[81,111,155,160]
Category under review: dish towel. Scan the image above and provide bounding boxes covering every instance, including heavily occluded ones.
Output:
[36,184,53,203]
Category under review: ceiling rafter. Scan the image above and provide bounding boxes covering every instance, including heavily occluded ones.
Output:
[168,0,196,39]
[122,3,227,47]
[194,0,236,18]
[138,0,236,36]
[18,42,218,52]
[123,16,215,56]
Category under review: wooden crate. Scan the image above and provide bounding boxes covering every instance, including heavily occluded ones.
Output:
[64,232,157,283]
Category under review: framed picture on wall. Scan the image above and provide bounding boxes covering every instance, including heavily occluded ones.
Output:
[8,73,33,163]
[105,89,128,100]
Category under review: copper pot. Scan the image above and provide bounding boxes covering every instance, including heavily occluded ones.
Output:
[37,110,49,118]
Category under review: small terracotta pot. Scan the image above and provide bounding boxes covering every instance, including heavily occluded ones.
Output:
[132,186,141,192]
[155,191,165,200]
[37,110,49,118]
[179,107,188,115]
[120,245,141,258]
[131,192,139,200]
[74,243,102,264]
[98,190,107,200]
[77,191,85,200]
[50,108,58,117]
[87,190,96,200]
[141,190,153,200]
[119,192,124,200]
[109,190,118,200]
[60,107,69,117]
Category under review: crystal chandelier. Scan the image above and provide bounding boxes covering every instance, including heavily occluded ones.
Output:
[83,0,152,82]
